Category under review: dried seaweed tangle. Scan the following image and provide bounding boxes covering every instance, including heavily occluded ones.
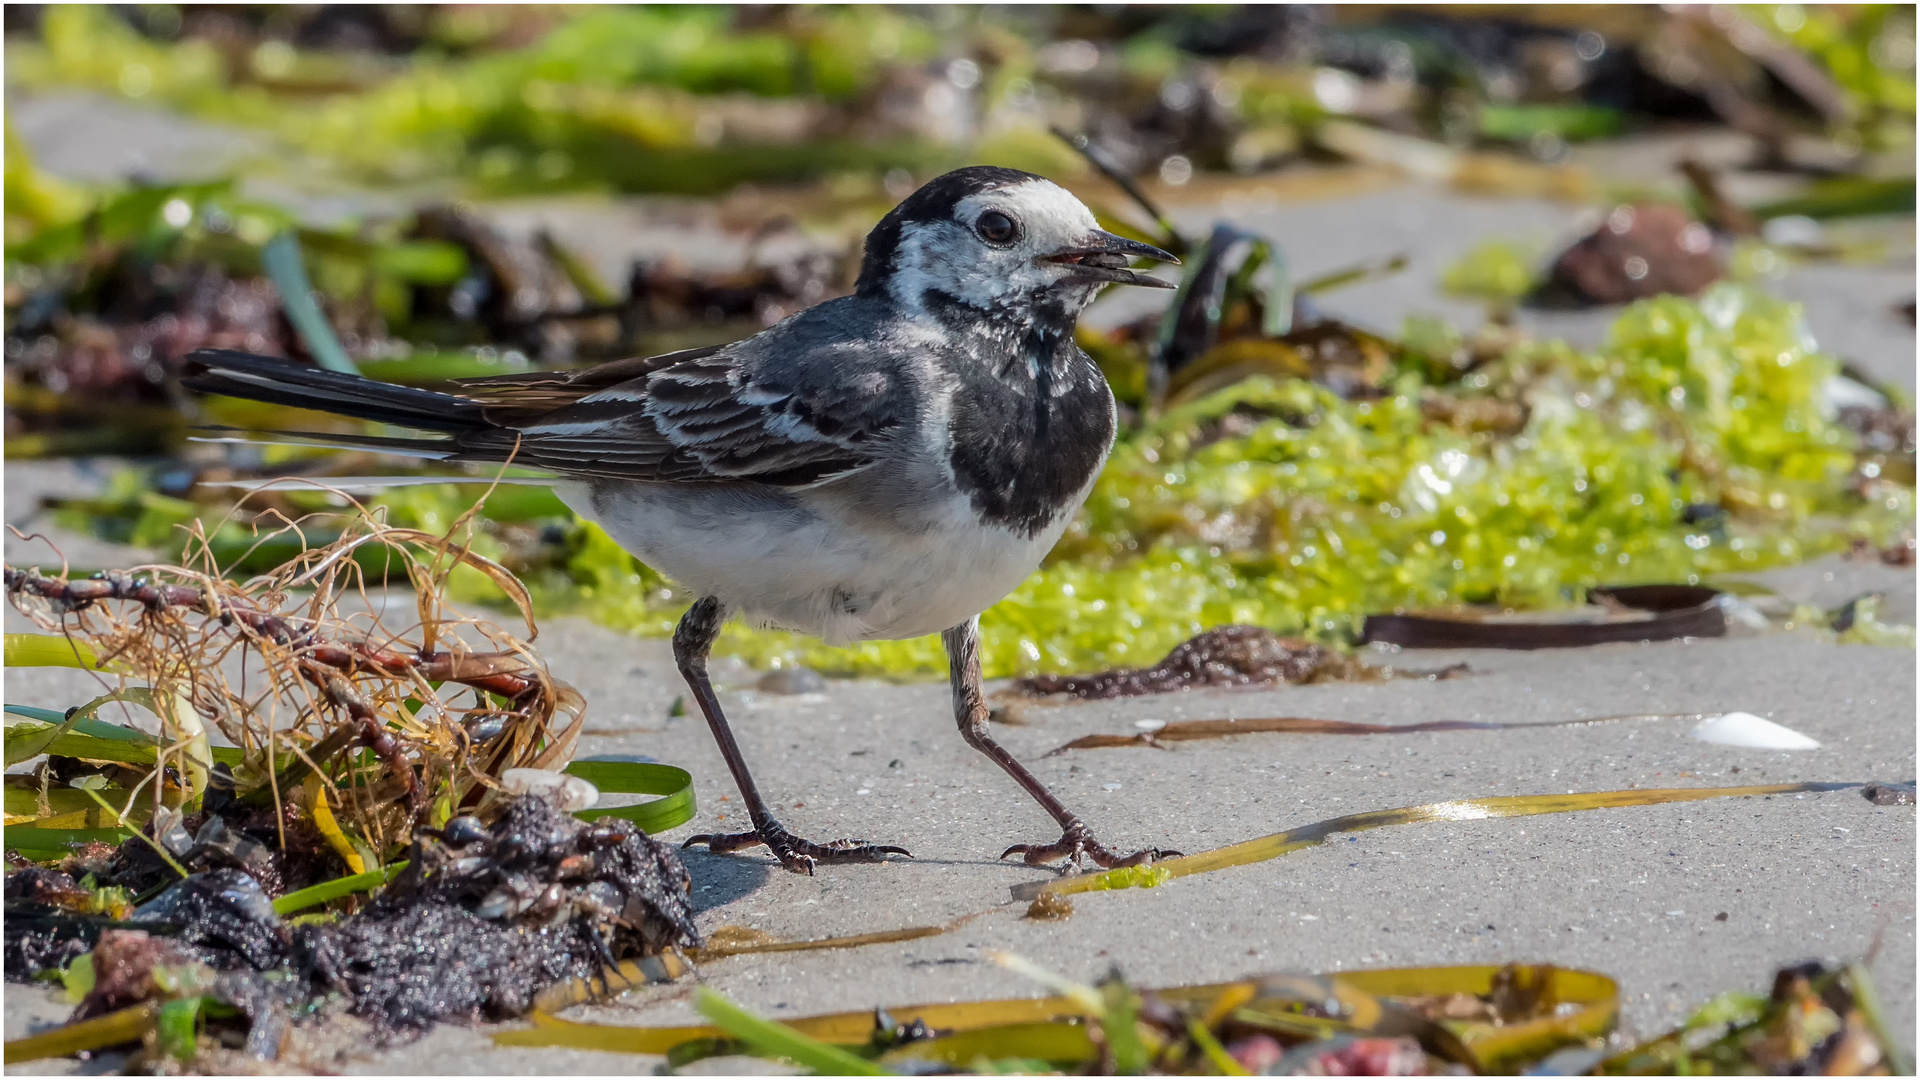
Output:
[4,491,587,855]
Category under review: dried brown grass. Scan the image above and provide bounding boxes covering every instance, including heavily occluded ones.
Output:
[5,483,585,856]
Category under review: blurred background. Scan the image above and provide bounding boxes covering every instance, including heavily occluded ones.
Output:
[4,4,1915,676]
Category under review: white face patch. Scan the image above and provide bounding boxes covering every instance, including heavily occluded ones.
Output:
[888,179,1105,315]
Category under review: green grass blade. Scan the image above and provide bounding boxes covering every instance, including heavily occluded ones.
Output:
[693,987,888,1076]
[1100,975,1148,1075]
[8,691,167,765]
[155,996,203,1060]
[2,1003,158,1063]
[1187,1019,1249,1076]
[262,231,360,376]
[1754,177,1917,221]
[3,826,138,861]
[5,705,243,767]
[271,861,408,916]
[4,635,104,670]
[566,761,696,834]
[4,708,85,765]
[7,705,167,745]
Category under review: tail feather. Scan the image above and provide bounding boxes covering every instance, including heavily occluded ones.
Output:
[199,475,553,494]
[183,349,488,434]
[188,428,457,460]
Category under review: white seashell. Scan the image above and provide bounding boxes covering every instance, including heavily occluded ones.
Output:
[1689,712,1820,750]
[500,767,564,795]
[500,767,601,811]
[554,776,599,811]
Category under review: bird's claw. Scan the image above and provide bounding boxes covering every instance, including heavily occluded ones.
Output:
[684,821,912,876]
[1001,822,1178,871]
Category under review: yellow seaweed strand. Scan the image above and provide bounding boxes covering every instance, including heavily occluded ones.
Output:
[1025,781,1853,900]
[304,773,366,874]
[529,951,692,1015]
[2,1003,158,1063]
[495,964,1618,1070]
[497,995,1082,1053]
[687,922,951,962]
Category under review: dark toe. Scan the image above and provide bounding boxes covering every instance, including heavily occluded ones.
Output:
[775,853,817,876]
[684,824,910,871]
[1002,830,1171,870]
[1001,841,1076,867]
[682,830,767,855]
[801,839,914,863]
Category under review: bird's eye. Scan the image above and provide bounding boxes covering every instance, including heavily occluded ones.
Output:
[974,210,1019,245]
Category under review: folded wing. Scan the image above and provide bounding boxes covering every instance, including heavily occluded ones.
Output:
[186,341,897,488]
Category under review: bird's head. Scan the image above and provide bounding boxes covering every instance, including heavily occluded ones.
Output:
[856,166,1176,322]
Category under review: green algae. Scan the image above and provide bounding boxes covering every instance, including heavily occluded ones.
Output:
[1440,239,1540,307]
[6,6,951,195]
[424,284,1904,679]
[1084,864,1174,891]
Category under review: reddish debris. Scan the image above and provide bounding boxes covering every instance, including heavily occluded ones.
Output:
[1849,531,1916,567]
[1294,1036,1430,1075]
[13,268,293,398]
[1547,203,1721,305]
[4,866,93,910]
[1016,625,1354,700]
[1229,1034,1285,1073]
[72,929,199,1021]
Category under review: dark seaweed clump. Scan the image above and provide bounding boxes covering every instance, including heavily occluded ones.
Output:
[3,795,698,1043]
[4,866,108,981]
[305,794,698,1034]
[1016,625,1357,700]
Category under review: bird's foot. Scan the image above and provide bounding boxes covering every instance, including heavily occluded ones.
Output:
[683,820,912,876]
[1001,821,1179,871]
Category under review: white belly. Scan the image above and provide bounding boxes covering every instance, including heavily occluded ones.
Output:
[556,479,1073,644]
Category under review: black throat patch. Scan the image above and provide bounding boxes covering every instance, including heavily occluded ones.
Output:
[932,292,1115,539]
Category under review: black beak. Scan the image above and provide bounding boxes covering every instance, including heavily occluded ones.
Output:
[1041,230,1179,289]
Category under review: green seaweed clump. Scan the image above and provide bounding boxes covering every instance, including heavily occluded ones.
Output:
[7,6,950,194]
[505,283,1905,677]
[1440,239,1540,308]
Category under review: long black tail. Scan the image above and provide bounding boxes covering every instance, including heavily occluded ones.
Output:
[183,349,489,435]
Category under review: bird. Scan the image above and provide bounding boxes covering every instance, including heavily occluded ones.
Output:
[184,165,1181,875]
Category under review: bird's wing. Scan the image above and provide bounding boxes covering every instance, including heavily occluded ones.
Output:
[449,346,721,415]
[454,342,903,487]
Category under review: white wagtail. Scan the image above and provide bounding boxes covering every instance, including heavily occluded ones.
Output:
[186,166,1180,875]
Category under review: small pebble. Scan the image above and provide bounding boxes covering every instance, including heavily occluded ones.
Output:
[1863,781,1915,806]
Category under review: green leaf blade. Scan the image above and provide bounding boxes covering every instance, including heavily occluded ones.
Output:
[693,987,889,1076]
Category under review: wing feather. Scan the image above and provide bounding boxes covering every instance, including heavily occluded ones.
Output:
[446,339,894,486]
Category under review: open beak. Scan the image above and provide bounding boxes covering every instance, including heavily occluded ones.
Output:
[1041,231,1179,289]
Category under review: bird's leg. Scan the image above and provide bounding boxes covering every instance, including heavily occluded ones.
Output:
[676,597,911,875]
[942,618,1179,870]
